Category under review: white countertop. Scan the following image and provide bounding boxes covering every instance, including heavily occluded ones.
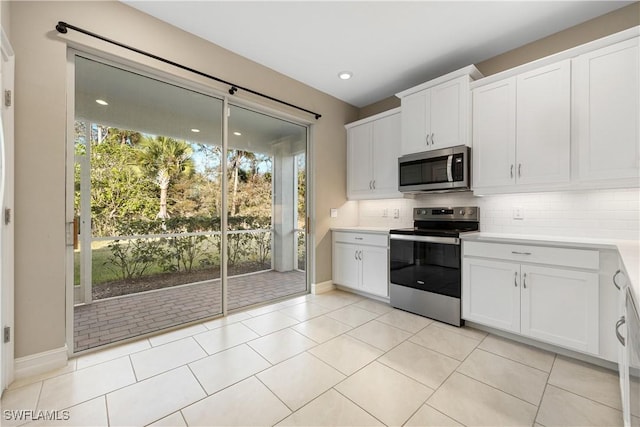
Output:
[462,232,640,307]
[330,226,392,235]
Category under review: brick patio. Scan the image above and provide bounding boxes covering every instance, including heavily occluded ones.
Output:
[73,270,306,352]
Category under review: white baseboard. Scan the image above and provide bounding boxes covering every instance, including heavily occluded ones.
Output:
[311,280,335,294]
[14,345,68,380]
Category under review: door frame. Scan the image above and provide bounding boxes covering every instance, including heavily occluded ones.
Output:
[1,26,15,392]
[65,48,314,354]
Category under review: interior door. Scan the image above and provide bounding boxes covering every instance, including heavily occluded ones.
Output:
[0,27,15,391]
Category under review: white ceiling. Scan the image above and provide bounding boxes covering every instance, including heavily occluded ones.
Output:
[122,1,633,108]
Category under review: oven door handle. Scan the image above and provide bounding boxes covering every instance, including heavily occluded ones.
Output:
[389,234,460,245]
[447,155,453,182]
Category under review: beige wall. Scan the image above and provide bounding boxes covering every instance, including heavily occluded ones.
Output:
[10,0,358,358]
[358,2,640,119]
[476,2,640,76]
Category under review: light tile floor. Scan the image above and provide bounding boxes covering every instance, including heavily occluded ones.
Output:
[3,290,636,427]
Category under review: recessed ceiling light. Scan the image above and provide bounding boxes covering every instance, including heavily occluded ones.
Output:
[338,71,353,80]
[233,131,242,136]
[95,99,109,106]
[191,128,200,133]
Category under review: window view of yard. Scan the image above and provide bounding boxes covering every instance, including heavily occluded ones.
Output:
[72,56,307,351]
[74,123,305,300]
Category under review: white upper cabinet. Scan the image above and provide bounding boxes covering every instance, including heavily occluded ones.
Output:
[397,66,481,156]
[472,30,639,195]
[400,90,429,155]
[573,37,640,183]
[472,60,571,192]
[516,60,571,186]
[346,109,401,200]
[472,77,517,188]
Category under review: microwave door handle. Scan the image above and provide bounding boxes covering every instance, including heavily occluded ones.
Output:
[446,155,453,182]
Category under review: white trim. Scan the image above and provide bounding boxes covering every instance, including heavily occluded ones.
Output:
[311,280,335,294]
[14,346,68,380]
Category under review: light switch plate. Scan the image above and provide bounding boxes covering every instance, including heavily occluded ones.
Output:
[330,208,338,218]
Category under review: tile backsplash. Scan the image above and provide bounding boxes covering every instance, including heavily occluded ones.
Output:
[358,188,640,240]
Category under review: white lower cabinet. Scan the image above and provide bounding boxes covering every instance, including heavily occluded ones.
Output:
[332,231,389,298]
[463,241,599,354]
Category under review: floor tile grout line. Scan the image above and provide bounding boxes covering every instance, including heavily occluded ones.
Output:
[546,382,627,415]
[253,372,297,415]
[455,371,540,409]
[32,380,44,413]
[185,363,209,397]
[104,393,112,427]
[476,337,555,374]
[331,385,390,427]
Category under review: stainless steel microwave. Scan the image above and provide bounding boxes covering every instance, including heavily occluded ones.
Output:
[398,145,471,193]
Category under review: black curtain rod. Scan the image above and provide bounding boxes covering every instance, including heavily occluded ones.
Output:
[55,21,322,120]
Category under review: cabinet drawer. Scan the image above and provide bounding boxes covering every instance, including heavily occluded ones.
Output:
[464,241,599,270]
[333,231,388,247]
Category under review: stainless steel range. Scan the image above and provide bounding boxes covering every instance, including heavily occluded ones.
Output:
[389,207,479,326]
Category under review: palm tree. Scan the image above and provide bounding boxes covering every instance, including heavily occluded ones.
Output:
[136,136,194,219]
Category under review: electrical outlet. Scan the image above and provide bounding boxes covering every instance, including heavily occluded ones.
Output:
[382,208,388,218]
[393,208,400,219]
[330,208,338,218]
[512,207,524,220]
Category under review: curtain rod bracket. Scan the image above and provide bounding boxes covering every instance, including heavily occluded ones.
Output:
[54,20,322,120]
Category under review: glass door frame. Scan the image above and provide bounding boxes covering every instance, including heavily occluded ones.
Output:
[65,48,313,354]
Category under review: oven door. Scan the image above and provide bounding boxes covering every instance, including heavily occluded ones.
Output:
[389,234,461,298]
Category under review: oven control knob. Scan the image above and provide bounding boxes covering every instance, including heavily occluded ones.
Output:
[459,209,464,215]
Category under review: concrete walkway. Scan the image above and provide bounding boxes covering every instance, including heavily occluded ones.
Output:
[74,270,306,352]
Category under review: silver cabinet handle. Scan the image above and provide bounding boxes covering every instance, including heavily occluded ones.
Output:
[512,251,532,255]
[431,133,435,145]
[372,180,376,189]
[369,180,373,190]
[523,272,527,289]
[358,250,363,261]
[613,269,623,290]
[514,271,518,287]
[616,316,626,346]
[510,164,514,179]
[354,250,358,260]
[518,163,522,177]
[425,134,430,146]
[354,237,363,240]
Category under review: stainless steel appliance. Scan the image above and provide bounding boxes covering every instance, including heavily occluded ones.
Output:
[389,207,479,326]
[398,145,471,193]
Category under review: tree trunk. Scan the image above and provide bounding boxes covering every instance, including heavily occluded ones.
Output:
[232,167,239,215]
[156,169,171,219]
[159,186,169,219]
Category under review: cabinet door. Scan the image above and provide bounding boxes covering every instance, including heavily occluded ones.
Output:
[462,258,520,333]
[347,123,373,199]
[472,78,517,188]
[361,245,389,297]
[430,76,468,150]
[521,265,598,354]
[372,113,401,197]
[516,60,571,185]
[401,90,429,155]
[574,37,640,182]
[333,242,360,289]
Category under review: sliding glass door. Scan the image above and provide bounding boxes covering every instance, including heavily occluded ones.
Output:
[226,105,307,311]
[70,54,308,352]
